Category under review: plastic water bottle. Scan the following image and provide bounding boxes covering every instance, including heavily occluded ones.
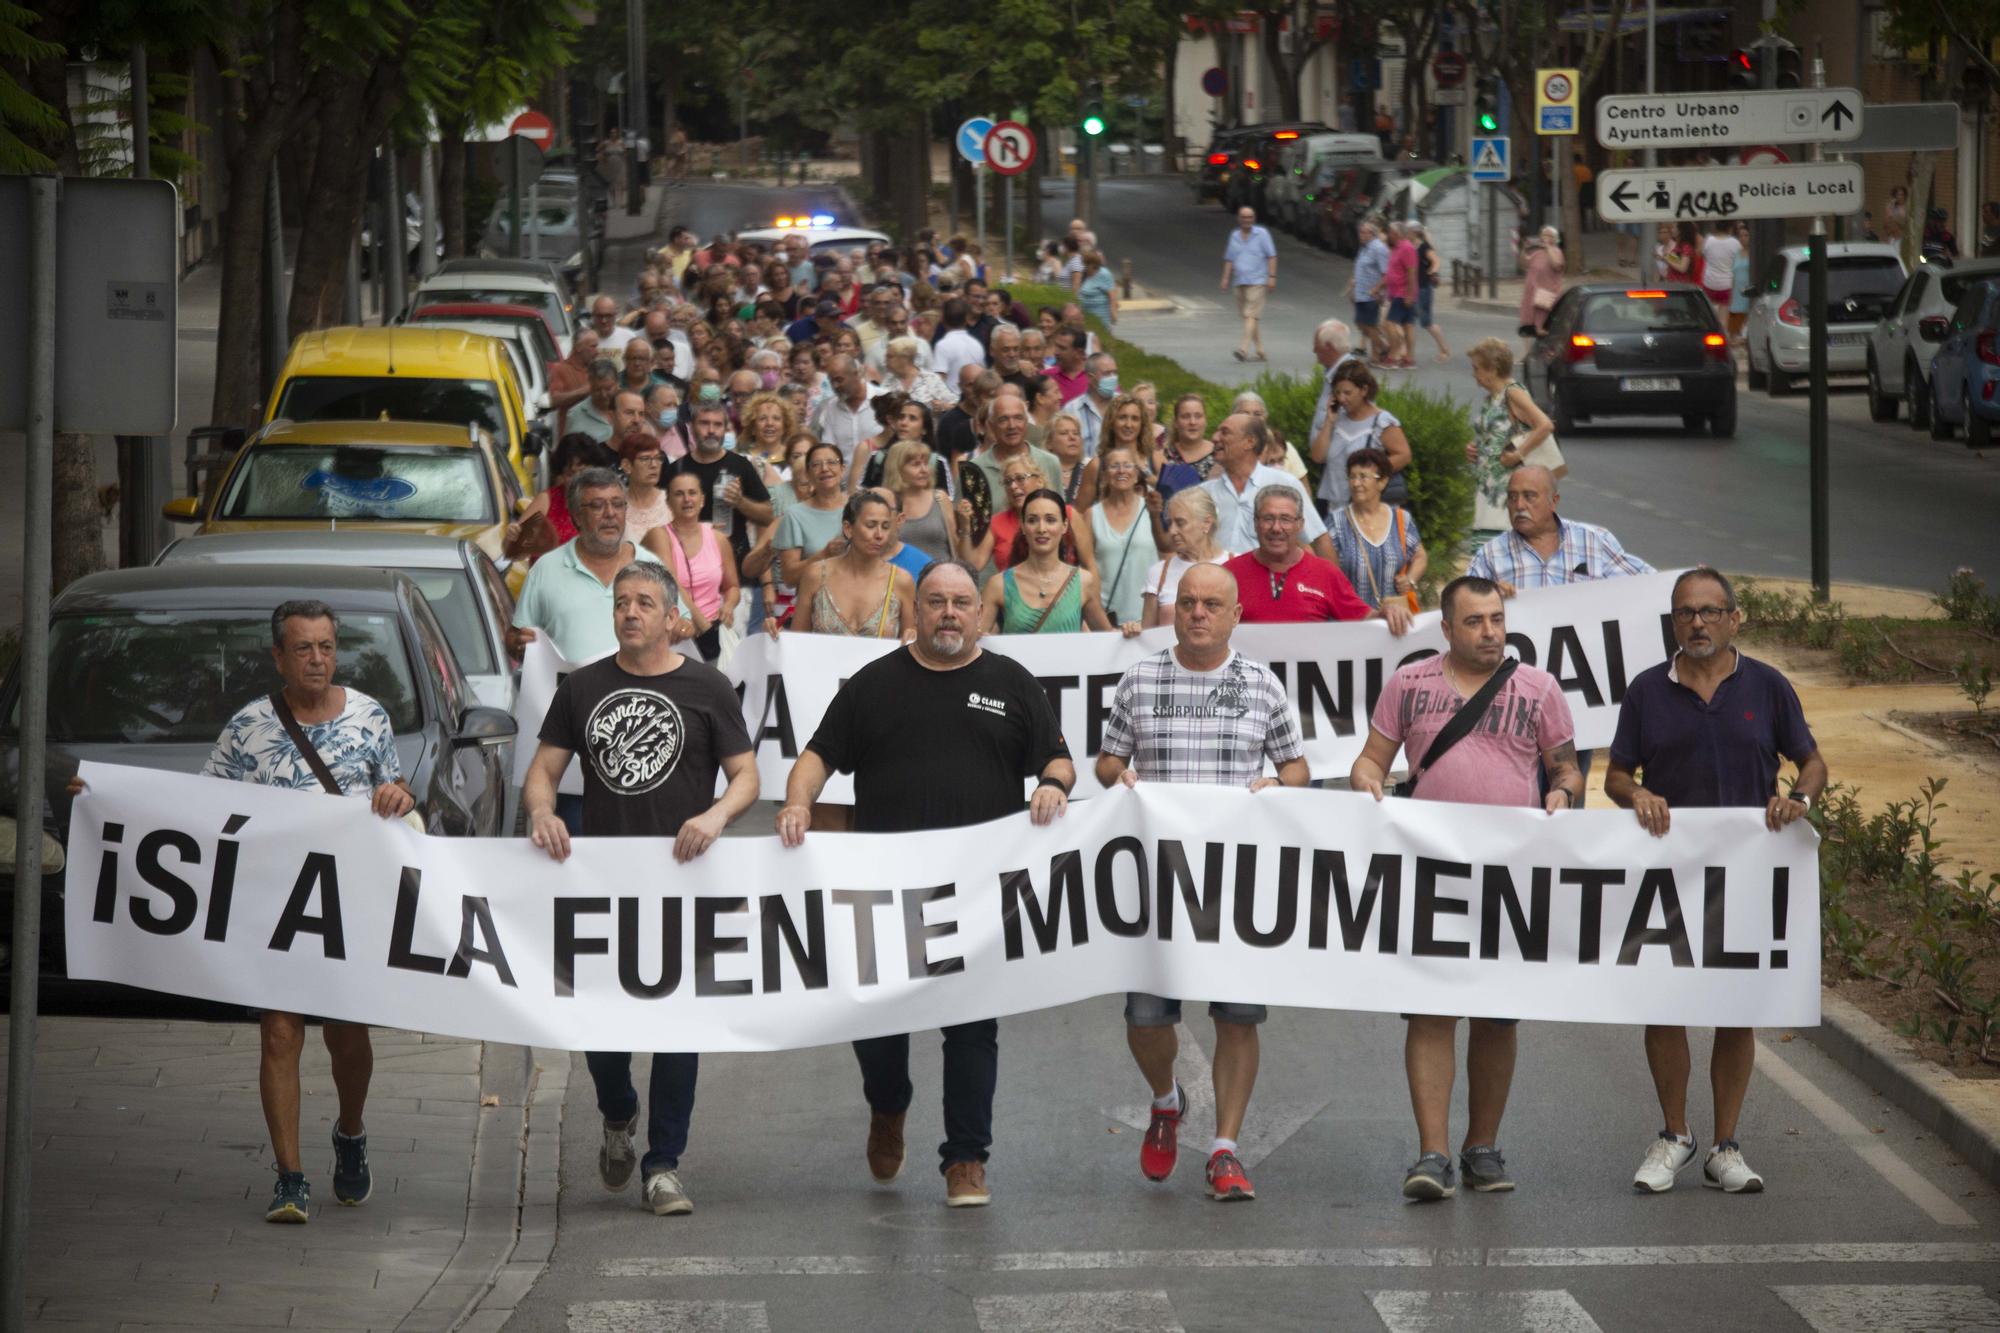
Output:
[711,475,736,539]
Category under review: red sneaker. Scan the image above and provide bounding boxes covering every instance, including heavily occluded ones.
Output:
[1206,1149,1255,1201]
[1140,1087,1183,1182]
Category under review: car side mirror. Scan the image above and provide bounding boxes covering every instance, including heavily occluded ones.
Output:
[533,390,552,414]
[524,424,550,458]
[1918,316,1950,343]
[162,496,201,522]
[454,705,517,746]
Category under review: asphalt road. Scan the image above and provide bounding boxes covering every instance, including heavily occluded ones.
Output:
[1049,177,2000,592]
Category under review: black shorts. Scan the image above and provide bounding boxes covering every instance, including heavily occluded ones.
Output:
[1401,1014,1521,1027]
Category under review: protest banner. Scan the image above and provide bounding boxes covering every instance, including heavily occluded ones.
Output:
[510,575,1682,802]
[65,758,1818,1051]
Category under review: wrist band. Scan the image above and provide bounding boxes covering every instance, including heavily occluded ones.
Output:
[1036,776,1070,796]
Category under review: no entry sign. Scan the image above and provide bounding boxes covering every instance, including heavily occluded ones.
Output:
[508,109,554,149]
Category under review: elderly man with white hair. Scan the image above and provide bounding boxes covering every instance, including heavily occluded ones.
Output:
[1307,319,1362,516]
[1230,391,1308,481]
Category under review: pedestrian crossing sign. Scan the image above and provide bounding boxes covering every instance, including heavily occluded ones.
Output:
[1470,135,1511,182]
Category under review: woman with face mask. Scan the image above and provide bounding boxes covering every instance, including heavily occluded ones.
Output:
[790,491,915,639]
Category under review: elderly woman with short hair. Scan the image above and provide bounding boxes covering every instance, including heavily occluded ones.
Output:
[883,334,956,412]
[1463,336,1559,533]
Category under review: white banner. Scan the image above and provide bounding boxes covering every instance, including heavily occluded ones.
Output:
[510,575,1682,802]
[512,638,586,795]
[65,759,1819,1051]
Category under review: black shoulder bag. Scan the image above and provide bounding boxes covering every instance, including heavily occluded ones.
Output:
[270,691,345,796]
[1393,660,1517,798]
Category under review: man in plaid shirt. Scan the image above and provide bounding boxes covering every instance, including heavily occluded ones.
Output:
[1465,466,1654,594]
[1095,564,1310,1204]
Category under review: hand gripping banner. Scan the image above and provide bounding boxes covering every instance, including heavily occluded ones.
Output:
[65,760,1819,1051]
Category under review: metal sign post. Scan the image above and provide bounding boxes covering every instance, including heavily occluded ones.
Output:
[1,173,58,1333]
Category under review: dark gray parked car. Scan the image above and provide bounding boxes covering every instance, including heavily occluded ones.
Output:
[0,565,517,987]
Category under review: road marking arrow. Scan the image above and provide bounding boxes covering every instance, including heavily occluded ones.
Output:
[1608,180,1638,213]
[1822,100,1855,132]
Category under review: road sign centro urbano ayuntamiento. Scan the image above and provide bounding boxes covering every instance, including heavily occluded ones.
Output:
[1596,88,1862,150]
[1594,161,1864,224]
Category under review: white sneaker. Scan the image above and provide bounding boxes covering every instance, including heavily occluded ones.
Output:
[1632,1132,1696,1193]
[644,1169,694,1216]
[1702,1141,1765,1193]
[599,1115,638,1192]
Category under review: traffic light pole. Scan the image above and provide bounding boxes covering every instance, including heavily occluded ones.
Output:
[1641,0,1658,284]
[1807,45,1831,601]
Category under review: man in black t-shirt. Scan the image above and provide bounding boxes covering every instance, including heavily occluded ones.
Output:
[524,561,759,1219]
[778,560,1074,1208]
[668,401,772,567]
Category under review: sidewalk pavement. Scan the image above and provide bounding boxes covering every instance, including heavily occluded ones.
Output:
[1,1015,566,1331]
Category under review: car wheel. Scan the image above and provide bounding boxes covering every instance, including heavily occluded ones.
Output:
[1745,347,1767,391]
[1929,382,1956,440]
[1907,360,1932,429]
[1710,390,1737,438]
[1682,413,1704,432]
[1866,353,1899,422]
[1766,349,1791,396]
[1551,383,1577,434]
[1968,392,1992,450]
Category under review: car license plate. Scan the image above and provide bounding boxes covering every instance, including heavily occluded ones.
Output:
[1622,377,1680,392]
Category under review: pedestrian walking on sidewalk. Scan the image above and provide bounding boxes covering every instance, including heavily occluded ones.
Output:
[1350,576,1582,1202]
[1412,223,1451,362]
[1607,567,1827,1197]
[200,600,416,1224]
[778,560,1075,1208]
[1221,207,1277,362]
[522,561,760,1218]
[1518,227,1565,343]
[1096,562,1310,1203]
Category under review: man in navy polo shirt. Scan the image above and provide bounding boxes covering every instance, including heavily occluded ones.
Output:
[1605,567,1828,1197]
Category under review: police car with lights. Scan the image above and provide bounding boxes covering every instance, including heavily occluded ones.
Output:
[735,213,890,258]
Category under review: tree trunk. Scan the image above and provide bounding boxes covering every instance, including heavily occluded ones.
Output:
[1260,23,1303,122]
[289,67,403,339]
[1163,32,1180,168]
[894,126,930,242]
[440,124,468,259]
[51,435,107,592]
[211,145,279,428]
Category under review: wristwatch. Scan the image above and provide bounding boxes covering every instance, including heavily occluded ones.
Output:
[1788,790,1812,808]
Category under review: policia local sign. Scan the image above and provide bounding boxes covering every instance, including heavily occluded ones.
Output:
[65,764,1820,1050]
[1595,161,1864,225]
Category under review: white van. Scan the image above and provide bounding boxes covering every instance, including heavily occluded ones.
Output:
[1267,133,1384,236]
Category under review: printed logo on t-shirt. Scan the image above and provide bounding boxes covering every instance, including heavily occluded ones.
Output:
[1151,657,1252,720]
[584,688,686,794]
[967,690,1009,718]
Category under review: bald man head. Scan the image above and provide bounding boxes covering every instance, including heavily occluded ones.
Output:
[1173,562,1241,664]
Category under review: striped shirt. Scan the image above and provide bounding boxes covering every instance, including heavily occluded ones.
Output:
[1466,518,1654,589]
[1100,649,1304,787]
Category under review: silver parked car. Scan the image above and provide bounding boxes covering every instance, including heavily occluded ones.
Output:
[156,531,518,714]
[1744,242,1905,397]
[1865,257,2000,427]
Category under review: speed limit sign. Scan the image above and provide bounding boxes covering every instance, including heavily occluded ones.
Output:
[1536,66,1579,134]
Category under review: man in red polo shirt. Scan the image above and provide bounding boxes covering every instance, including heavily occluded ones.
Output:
[1226,484,1412,632]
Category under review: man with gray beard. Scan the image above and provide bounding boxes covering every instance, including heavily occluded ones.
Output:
[778,560,1074,1207]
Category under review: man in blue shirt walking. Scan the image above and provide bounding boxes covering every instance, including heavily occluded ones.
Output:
[1607,567,1827,1197]
[1221,207,1277,363]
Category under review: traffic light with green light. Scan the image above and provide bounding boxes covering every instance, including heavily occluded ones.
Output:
[1082,106,1106,137]
[1474,73,1500,132]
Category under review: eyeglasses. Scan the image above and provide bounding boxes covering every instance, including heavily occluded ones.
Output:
[579,498,628,514]
[1671,605,1732,624]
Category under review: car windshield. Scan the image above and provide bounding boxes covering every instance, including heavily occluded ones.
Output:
[25,611,420,744]
[397,568,495,675]
[1787,257,1903,318]
[217,446,495,524]
[1580,291,1714,332]
[420,286,565,328]
[276,374,507,437]
[1940,270,2000,307]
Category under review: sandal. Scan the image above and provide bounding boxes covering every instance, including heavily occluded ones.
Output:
[1231,349,1247,361]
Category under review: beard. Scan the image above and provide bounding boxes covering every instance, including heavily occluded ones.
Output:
[924,626,966,658]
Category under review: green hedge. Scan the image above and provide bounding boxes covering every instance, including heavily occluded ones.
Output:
[999,280,1474,587]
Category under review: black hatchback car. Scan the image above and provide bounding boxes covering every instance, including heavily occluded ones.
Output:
[1523,285,1738,437]
[0,565,518,987]
[1219,122,1330,213]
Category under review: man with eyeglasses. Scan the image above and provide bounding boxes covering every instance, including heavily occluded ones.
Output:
[1224,485,1379,627]
[778,560,1073,1209]
[588,294,637,354]
[1606,567,1826,1198]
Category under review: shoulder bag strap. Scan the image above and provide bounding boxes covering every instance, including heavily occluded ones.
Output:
[269,691,344,796]
[1026,568,1078,634]
[1411,660,1518,782]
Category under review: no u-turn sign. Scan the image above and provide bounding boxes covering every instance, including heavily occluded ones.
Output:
[984,121,1037,176]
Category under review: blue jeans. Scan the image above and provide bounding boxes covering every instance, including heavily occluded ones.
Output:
[852,1020,999,1171]
[586,1051,699,1174]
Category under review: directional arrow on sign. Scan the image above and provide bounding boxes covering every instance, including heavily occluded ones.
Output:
[1822,99,1855,132]
[1608,179,1638,213]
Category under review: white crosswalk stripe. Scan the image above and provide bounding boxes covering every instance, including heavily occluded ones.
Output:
[568,1299,773,1332]
[1369,1289,1603,1332]
[975,1289,1185,1332]
[1773,1284,2000,1332]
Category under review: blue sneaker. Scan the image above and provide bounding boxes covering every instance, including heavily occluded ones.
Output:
[1401,1152,1456,1201]
[331,1126,372,1205]
[266,1169,312,1224]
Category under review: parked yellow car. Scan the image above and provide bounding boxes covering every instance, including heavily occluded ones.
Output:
[262,326,546,490]
[162,419,529,592]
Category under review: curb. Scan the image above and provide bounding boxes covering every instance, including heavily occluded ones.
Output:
[394,1042,570,1333]
[1803,992,2000,1188]
[1455,297,1516,316]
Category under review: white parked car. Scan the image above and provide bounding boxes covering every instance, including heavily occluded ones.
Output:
[1743,242,1905,396]
[1865,257,2000,427]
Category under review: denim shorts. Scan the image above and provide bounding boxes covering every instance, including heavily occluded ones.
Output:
[1126,993,1268,1027]
[1416,287,1436,327]
[1388,297,1416,325]
[1354,299,1381,327]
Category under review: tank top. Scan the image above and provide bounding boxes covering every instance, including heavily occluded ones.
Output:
[623,489,671,545]
[1089,498,1152,625]
[898,492,954,563]
[1000,566,1084,633]
[662,522,725,619]
[811,565,900,637]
